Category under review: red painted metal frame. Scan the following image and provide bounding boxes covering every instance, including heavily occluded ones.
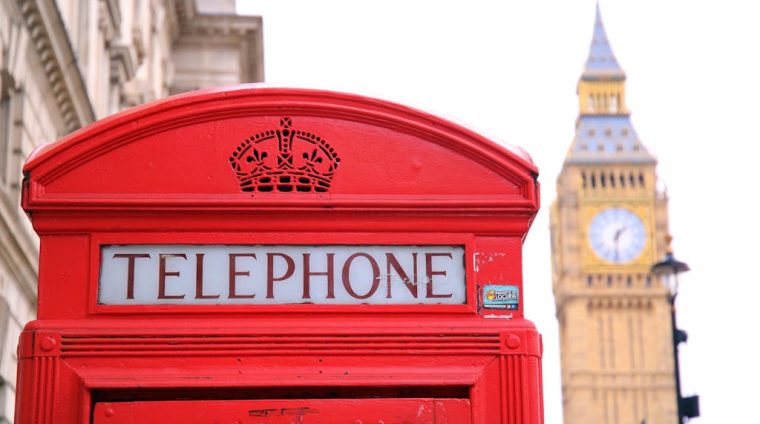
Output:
[16,87,543,424]
[93,398,473,423]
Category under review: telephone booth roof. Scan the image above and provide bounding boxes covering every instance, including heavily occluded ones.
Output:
[22,86,539,216]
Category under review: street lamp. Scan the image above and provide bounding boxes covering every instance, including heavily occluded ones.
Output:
[651,235,699,423]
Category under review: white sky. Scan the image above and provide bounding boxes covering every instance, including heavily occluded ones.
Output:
[237,1,760,422]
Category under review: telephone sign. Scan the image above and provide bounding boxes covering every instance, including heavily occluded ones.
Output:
[100,245,466,305]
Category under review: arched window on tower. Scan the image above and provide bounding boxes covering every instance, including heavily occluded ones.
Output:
[588,95,595,112]
[610,94,618,113]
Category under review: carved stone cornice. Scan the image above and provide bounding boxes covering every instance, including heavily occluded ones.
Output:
[109,44,136,85]
[177,20,264,85]
[170,0,264,84]
[180,14,263,37]
[98,0,121,38]
[17,0,96,132]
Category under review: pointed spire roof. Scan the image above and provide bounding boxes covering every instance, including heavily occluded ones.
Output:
[564,4,655,165]
[565,115,655,164]
[582,4,625,80]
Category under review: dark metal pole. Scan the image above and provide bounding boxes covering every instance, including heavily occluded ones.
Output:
[651,236,698,423]
[669,289,684,423]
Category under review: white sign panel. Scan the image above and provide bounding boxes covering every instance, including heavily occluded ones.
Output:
[99,245,465,305]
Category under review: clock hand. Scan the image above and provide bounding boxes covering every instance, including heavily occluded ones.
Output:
[613,227,626,242]
[613,227,626,261]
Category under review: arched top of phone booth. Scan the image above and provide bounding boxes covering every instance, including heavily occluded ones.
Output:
[22,86,539,217]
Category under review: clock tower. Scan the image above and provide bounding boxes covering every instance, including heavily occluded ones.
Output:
[550,5,678,424]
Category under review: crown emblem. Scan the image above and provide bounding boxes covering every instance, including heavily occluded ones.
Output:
[229,117,341,193]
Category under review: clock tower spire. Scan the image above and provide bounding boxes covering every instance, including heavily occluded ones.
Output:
[550,4,678,423]
[578,3,626,115]
[567,4,654,165]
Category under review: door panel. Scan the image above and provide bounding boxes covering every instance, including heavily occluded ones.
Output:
[93,398,471,423]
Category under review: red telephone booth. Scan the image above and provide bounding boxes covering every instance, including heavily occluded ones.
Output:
[16,87,542,423]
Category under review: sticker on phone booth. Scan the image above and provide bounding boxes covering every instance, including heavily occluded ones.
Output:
[482,285,519,310]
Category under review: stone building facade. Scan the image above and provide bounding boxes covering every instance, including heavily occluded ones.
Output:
[0,0,263,420]
[550,6,677,424]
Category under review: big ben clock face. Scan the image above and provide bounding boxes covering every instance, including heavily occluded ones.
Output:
[588,207,647,264]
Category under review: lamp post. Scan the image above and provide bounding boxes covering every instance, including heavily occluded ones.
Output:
[651,235,699,423]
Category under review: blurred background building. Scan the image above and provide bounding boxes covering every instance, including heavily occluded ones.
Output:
[550,6,676,424]
[0,0,263,420]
